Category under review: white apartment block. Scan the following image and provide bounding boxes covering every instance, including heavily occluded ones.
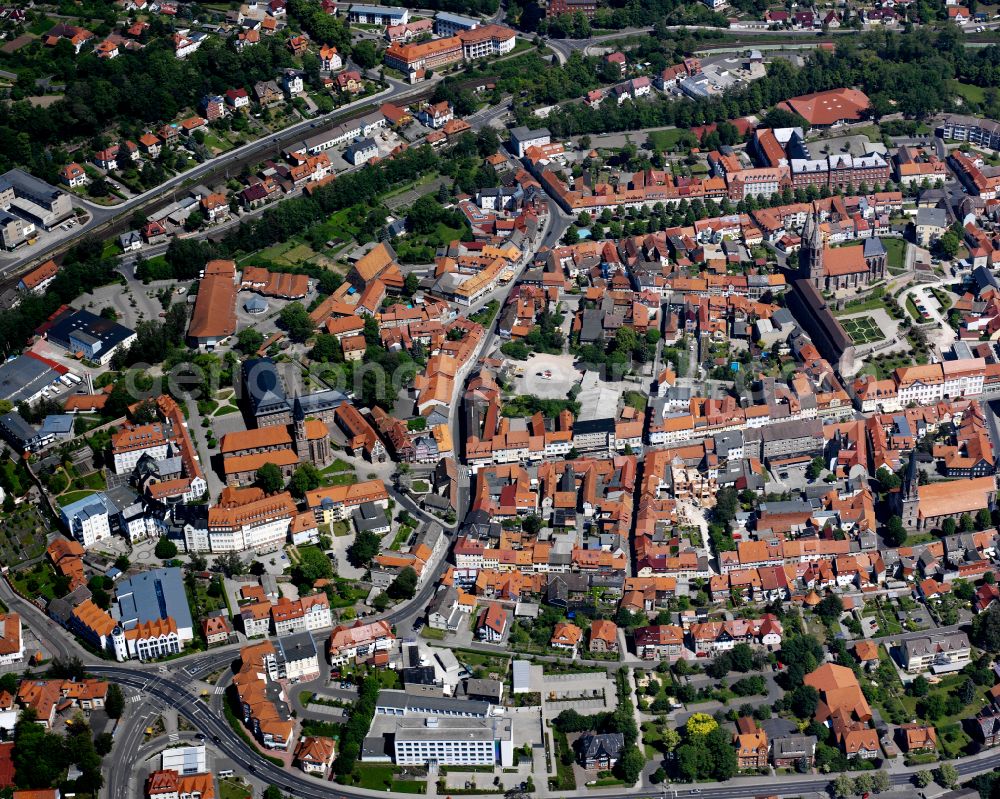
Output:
[901,632,972,674]
[187,514,292,553]
[271,596,332,636]
[60,497,113,548]
[114,625,183,662]
[240,607,272,638]
[390,717,514,767]
[460,28,515,60]
[113,441,169,474]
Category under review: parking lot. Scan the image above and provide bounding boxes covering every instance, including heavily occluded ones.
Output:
[540,671,616,714]
[0,206,94,273]
[509,352,582,399]
[73,276,167,332]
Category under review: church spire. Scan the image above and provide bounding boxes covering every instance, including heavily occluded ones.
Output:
[799,209,824,288]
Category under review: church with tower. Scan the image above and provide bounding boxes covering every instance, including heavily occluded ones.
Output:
[799,210,887,293]
[219,399,334,487]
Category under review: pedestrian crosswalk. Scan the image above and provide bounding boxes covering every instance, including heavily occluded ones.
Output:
[168,733,179,742]
[126,695,143,705]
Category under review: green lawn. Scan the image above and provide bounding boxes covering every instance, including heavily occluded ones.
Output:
[833,296,889,317]
[510,38,534,55]
[254,239,318,267]
[12,563,60,601]
[203,133,233,154]
[320,460,356,486]
[884,237,906,272]
[382,171,441,202]
[218,779,252,799]
[27,16,52,34]
[142,255,170,276]
[354,764,403,790]
[378,669,400,689]
[390,527,412,551]
[455,650,511,670]
[58,489,97,507]
[897,672,982,757]
[312,207,362,245]
[623,390,648,412]
[851,124,882,142]
[647,128,695,152]
[74,471,106,490]
[390,780,426,794]
[550,730,577,791]
[420,626,446,640]
[954,81,987,104]
[411,480,429,493]
[437,221,467,242]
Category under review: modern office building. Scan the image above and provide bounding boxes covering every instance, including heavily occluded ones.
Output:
[347,3,409,24]
[59,494,113,548]
[433,11,480,35]
[111,568,194,660]
[363,713,514,767]
[0,169,74,231]
[43,308,137,366]
[0,210,35,250]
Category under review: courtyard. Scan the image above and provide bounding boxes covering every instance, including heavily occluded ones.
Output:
[841,314,885,344]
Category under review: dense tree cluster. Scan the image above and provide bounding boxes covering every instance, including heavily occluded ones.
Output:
[333,673,380,780]
[974,604,1000,652]
[500,395,580,419]
[526,30,1000,138]
[347,529,381,568]
[406,195,467,237]
[705,642,758,677]
[14,710,105,792]
[0,34,301,180]
[143,145,435,279]
[112,303,188,368]
[387,566,418,600]
[287,0,353,51]
[778,633,824,687]
[293,545,334,587]
[675,713,738,782]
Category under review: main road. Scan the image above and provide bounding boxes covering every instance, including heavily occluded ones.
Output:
[0,73,437,280]
[88,660,1000,799]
